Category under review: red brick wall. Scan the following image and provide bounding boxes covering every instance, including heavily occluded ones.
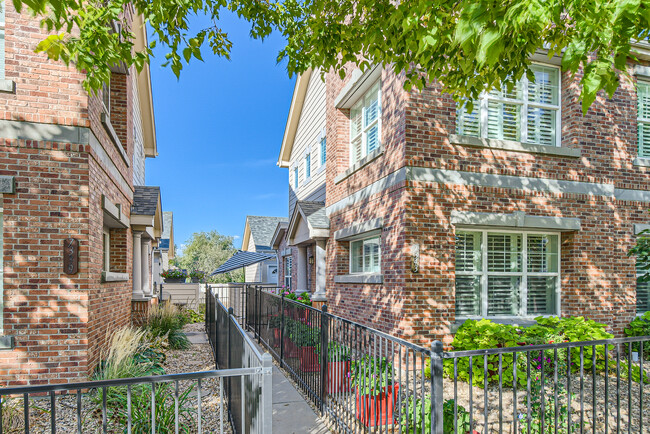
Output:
[324,62,650,346]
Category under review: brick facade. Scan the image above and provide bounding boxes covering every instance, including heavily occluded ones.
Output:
[0,4,150,385]
[323,62,650,347]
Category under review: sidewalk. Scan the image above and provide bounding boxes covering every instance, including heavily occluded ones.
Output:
[189,328,329,433]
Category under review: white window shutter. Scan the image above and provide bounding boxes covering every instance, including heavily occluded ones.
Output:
[638,82,650,157]
[457,103,480,137]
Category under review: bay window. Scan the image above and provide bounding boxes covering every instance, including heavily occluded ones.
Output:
[455,230,560,318]
[350,82,381,165]
[457,64,561,147]
[350,236,381,274]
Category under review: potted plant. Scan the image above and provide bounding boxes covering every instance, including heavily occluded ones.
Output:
[268,315,282,346]
[292,322,321,372]
[189,270,205,283]
[351,355,399,427]
[282,319,299,358]
[160,269,187,283]
[316,341,351,393]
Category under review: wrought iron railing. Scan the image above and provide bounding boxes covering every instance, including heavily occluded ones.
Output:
[237,285,650,434]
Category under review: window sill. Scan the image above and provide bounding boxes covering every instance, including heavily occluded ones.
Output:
[102,271,129,282]
[0,79,16,94]
[450,134,582,158]
[100,112,130,167]
[0,335,15,350]
[451,317,539,332]
[334,148,383,184]
[334,273,383,284]
[633,157,650,167]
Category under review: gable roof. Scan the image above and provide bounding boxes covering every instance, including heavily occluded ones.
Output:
[132,186,161,216]
[277,69,313,168]
[297,201,329,230]
[287,201,329,245]
[242,216,288,252]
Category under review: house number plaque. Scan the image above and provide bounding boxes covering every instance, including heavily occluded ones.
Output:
[63,238,79,275]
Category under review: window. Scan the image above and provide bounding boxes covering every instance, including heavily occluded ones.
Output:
[320,137,326,166]
[102,79,111,115]
[637,81,650,158]
[293,167,298,189]
[350,236,381,274]
[102,229,110,272]
[637,236,650,313]
[305,153,311,179]
[455,230,560,318]
[284,256,292,289]
[457,64,561,147]
[0,2,5,80]
[350,82,381,165]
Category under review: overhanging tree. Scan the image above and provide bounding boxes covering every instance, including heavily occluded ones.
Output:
[175,230,243,283]
[12,0,650,112]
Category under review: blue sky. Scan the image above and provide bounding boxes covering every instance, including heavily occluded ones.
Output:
[145,12,294,250]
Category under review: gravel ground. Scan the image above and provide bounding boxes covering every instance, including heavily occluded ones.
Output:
[14,323,231,434]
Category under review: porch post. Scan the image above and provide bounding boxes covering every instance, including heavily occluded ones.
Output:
[141,238,152,297]
[297,246,308,292]
[312,240,327,304]
[132,231,143,298]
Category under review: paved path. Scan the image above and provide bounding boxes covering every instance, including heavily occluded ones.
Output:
[189,326,329,433]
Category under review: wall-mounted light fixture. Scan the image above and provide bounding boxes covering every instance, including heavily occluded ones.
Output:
[309,256,314,265]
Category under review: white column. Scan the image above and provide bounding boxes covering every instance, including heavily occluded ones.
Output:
[132,231,143,298]
[141,238,152,297]
[313,240,327,302]
[297,246,308,293]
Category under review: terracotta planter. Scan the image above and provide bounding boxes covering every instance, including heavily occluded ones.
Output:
[355,383,399,427]
[299,346,320,372]
[325,361,351,393]
[283,337,298,358]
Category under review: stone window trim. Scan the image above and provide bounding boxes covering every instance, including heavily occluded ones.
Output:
[0,184,14,350]
[634,157,650,167]
[334,273,383,284]
[0,9,17,94]
[102,271,129,282]
[334,218,383,241]
[100,73,130,167]
[450,211,581,232]
[334,64,382,109]
[449,134,582,158]
[451,318,537,333]
[334,147,384,184]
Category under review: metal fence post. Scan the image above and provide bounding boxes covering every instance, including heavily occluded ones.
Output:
[280,293,285,362]
[320,305,329,413]
[260,353,273,434]
[257,286,262,343]
[431,341,444,434]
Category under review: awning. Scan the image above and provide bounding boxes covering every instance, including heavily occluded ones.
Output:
[211,250,276,275]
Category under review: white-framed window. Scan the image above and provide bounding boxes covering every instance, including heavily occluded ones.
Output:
[457,64,561,147]
[293,167,298,189]
[305,153,311,179]
[350,81,381,165]
[350,235,381,274]
[637,81,650,158]
[455,230,560,318]
[320,137,326,166]
[0,1,6,81]
[284,256,292,289]
[102,228,110,272]
[637,235,650,313]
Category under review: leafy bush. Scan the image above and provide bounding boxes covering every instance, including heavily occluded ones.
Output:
[624,312,650,358]
[284,290,312,306]
[146,303,191,350]
[351,355,393,396]
[188,270,205,281]
[160,269,187,280]
[290,321,320,347]
[179,304,205,325]
[316,341,350,362]
[398,397,470,433]
[443,317,615,388]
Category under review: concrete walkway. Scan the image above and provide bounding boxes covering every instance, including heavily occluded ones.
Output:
[189,326,329,432]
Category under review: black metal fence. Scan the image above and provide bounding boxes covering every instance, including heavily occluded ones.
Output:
[240,285,650,434]
[205,286,273,433]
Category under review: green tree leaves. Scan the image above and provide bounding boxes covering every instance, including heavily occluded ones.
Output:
[175,230,243,283]
[13,0,650,112]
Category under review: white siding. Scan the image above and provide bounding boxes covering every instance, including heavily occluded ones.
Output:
[132,72,146,186]
[289,71,327,217]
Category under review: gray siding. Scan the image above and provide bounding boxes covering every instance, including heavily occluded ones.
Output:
[132,72,146,186]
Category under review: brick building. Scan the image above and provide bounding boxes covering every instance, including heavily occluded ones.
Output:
[0,4,169,385]
[275,52,650,346]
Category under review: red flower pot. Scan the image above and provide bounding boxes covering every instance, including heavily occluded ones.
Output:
[326,361,351,393]
[299,346,320,372]
[355,383,399,427]
[283,337,298,358]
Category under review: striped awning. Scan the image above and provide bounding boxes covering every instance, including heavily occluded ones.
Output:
[211,250,275,275]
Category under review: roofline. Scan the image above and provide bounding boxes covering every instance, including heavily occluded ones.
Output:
[277,69,313,168]
[242,218,252,252]
[132,13,158,158]
[270,221,289,250]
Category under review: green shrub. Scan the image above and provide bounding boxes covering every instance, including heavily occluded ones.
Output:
[624,311,650,358]
[290,321,320,347]
[146,303,190,350]
[399,397,470,434]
